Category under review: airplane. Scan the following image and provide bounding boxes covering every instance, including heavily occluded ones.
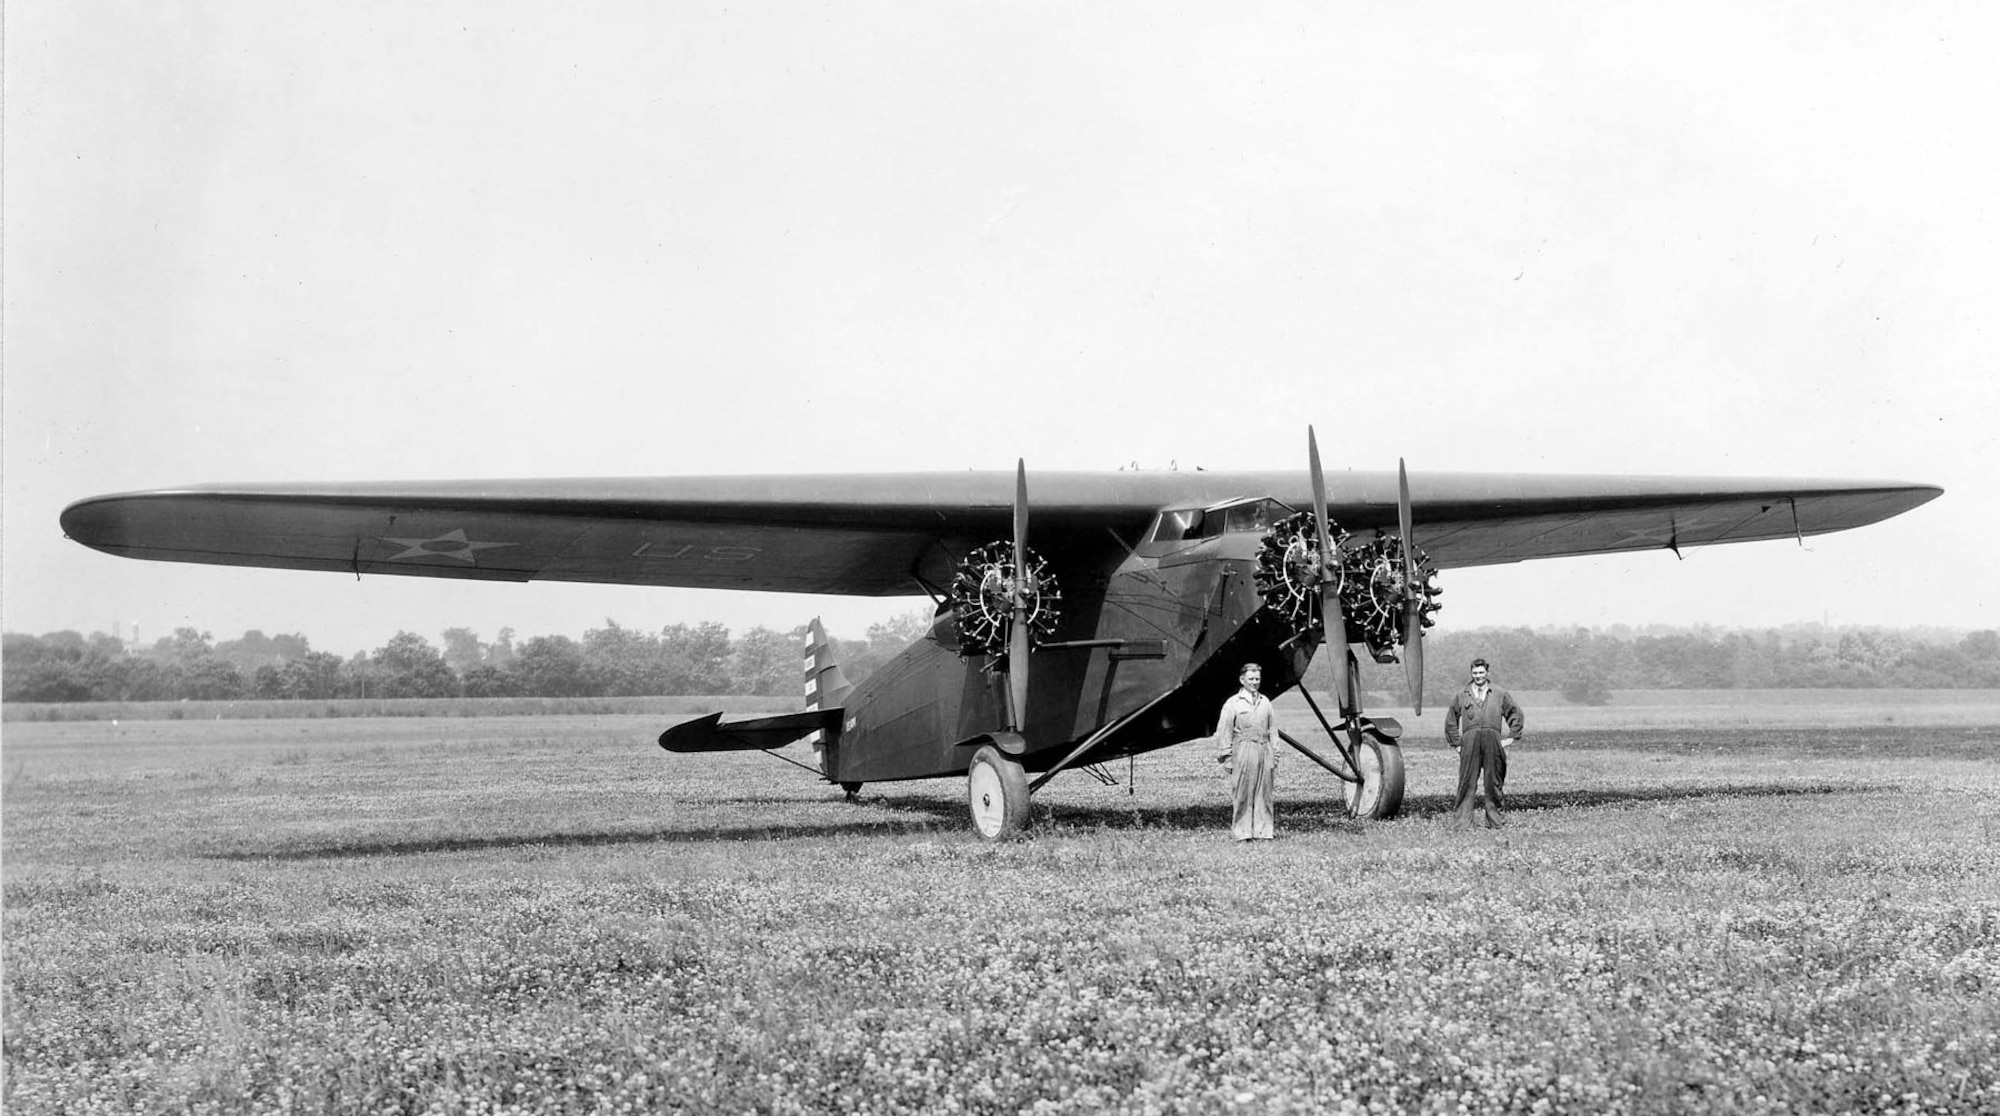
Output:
[60,431,1940,839]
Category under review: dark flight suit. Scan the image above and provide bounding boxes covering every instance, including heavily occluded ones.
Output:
[1444,681,1525,827]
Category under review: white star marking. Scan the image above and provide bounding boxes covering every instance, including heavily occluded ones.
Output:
[380,529,517,564]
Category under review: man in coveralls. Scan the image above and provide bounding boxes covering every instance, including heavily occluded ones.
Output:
[1215,662,1279,840]
[1443,658,1525,829]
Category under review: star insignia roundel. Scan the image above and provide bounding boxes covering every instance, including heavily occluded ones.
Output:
[380,529,517,564]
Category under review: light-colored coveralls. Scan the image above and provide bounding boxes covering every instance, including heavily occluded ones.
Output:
[1215,690,1278,840]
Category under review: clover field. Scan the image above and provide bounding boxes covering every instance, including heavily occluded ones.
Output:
[4,699,1998,1114]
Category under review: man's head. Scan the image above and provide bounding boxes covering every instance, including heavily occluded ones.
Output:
[1470,658,1490,686]
[1239,662,1263,691]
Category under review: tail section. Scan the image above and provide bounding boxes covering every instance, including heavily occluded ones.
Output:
[803,618,852,772]
[656,618,851,763]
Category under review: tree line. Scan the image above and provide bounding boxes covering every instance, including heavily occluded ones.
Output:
[5,615,1998,704]
[1339,624,2000,705]
[1,614,930,704]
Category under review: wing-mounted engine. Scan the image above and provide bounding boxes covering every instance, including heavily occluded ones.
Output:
[948,540,1062,657]
[1254,512,1442,662]
[1343,534,1442,663]
[1253,512,1349,637]
[948,463,1052,840]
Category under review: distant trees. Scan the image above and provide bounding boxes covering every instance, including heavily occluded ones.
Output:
[440,627,487,674]
[731,627,798,696]
[370,632,458,698]
[511,635,593,697]
[1314,625,2000,700]
[278,651,346,699]
[1559,665,1615,706]
[579,620,666,696]
[3,621,791,703]
[9,617,1999,705]
[661,622,732,694]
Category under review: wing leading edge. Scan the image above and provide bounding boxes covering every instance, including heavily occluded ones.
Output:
[61,471,1941,594]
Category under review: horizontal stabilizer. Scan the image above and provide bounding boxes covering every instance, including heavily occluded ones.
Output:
[657,709,843,753]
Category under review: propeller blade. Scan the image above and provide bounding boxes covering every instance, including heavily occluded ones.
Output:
[1399,458,1423,715]
[1014,459,1029,568]
[1009,613,1029,732]
[1309,428,1353,719]
[1008,459,1030,732]
[1397,458,1414,560]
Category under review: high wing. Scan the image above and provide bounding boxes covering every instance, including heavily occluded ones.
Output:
[60,471,1940,592]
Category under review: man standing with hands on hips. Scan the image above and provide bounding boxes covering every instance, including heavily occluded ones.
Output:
[1444,658,1525,829]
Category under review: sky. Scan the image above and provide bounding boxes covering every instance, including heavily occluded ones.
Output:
[5,2,1996,657]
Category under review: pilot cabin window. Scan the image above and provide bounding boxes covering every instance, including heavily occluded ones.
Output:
[1147,498,1292,546]
[1225,500,1282,533]
[1150,508,1205,543]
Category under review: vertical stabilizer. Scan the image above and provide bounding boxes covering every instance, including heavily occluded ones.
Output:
[802,618,852,772]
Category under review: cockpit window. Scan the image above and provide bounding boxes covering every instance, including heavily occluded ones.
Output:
[1150,508,1206,543]
[1224,499,1284,533]
[1147,498,1294,544]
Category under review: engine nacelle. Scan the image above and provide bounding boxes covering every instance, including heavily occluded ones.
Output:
[947,541,1062,657]
[1254,512,1441,661]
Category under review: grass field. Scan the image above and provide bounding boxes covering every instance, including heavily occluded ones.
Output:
[5,698,1998,1114]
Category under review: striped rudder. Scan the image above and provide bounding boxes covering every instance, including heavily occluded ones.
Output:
[801,618,852,769]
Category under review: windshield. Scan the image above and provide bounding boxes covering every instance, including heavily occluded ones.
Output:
[1146,498,1292,544]
[1150,507,1209,543]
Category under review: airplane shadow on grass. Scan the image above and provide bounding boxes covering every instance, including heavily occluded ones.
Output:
[216,796,973,861]
[220,781,1889,860]
[1016,780,1889,834]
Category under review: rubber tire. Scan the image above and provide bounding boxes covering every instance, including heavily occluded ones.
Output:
[967,745,1031,840]
[1343,738,1406,820]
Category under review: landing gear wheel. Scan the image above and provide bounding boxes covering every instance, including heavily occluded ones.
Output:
[967,745,1031,840]
[841,782,863,801]
[1343,739,1405,820]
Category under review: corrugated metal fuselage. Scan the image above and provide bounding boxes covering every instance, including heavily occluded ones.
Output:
[824,532,1313,784]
